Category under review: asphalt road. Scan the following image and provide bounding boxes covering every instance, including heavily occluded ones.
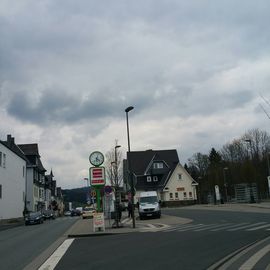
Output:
[55,208,270,270]
[0,216,78,270]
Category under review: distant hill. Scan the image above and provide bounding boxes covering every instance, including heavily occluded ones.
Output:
[62,187,91,208]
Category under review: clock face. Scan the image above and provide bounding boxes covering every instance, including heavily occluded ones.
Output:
[89,151,104,166]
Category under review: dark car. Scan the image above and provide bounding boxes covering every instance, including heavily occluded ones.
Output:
[43,210,55,220]
[71,209,81,216]
[25,211,44,225]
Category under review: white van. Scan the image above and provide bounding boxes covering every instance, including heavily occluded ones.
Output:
[138,191,161,219]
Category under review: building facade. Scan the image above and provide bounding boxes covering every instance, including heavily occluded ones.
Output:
[0,135,27,220]
[125,149,198,206]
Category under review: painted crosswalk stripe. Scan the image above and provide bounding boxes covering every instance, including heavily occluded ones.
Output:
[228,222,267,231]
[38,238,74,270]
[210,223,248,231]
[177,224,208,231]
[162,223,199,232]
[246,223,270,231]
[194,223,232,231]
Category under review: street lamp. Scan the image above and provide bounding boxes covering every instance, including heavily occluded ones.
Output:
[243,139,256,203]
[125,106,135,228]
[223,168,228,203]
[114,145,121,227]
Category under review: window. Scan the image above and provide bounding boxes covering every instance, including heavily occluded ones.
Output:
[147,176,152,182]
[0,185,2,199]
[3,153,6,168]
[189,192,193,198]
[0,151,2,166]
[183,192,187,198]
[153,162,164,169]
[175,192,179,200]
[23,166,25,177]
[153,176,158,182]
[178,174,182,180]
[169,193,173,199]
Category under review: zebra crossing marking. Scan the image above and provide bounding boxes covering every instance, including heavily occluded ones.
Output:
[210,222,248,231]
[246,223,270,231]
[227,222,267,231]
[158,222,270,233]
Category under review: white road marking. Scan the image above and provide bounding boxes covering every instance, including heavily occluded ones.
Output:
[177,224,207,231]
[246,223,270,231]
[38,238,74,270]
[194,223,231,231]
[239,243,270,270]
[210,223,248,231]
[228,222,267,231]
[207,236,270,270]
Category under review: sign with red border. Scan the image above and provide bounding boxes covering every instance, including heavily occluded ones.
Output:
[90,167,105,186]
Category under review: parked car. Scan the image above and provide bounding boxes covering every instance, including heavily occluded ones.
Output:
[43,210,55,220]
[82,207,96,219]
[64,210,72,216]
[71,209,81,216]
[25,211,44,225]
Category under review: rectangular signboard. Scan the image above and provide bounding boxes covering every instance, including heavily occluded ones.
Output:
[93,212,105,232]
[90,167,105,186]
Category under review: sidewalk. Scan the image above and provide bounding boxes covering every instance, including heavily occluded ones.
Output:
[67,211,191,237]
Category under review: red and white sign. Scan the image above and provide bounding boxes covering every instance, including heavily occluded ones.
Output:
[90,167,105,186]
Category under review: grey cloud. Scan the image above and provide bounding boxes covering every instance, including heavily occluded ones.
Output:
[6,88,153,125]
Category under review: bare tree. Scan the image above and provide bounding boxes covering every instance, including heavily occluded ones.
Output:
[105,140,123,188]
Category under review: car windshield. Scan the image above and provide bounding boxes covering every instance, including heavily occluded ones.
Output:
[29,212,40,217]
[140,196,158,204]
[84,208,94,211]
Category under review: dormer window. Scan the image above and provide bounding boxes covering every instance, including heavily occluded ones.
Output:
[153,162,163,169]
[153,176,158,182]
[147,176,152,182]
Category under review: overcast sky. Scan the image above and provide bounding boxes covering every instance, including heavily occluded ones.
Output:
[1,0,270,189]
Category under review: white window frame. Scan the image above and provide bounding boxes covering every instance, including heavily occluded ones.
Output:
[147,176,152,182]
[153,176,158,182]
[178,174,182,180]
[153,162,164,169]
[0,184,2,199]
[0,151,2,167]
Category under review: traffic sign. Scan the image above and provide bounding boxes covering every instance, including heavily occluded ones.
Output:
[90,166,105,186]
[104,185,113,194]
[91,189,96,197]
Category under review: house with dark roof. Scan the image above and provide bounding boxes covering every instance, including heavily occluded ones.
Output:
[125,149,198,206]
[18,143,47,212]
[0,135,27,220]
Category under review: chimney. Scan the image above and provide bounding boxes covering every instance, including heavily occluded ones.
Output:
[7,134,15,146]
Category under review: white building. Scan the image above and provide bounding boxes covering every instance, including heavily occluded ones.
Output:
[0,135,27,220]
[125,149,198,206]
[18,143,47,212]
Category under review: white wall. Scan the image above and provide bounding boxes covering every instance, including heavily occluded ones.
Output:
[0,144,26,220]
[163,164,197,202]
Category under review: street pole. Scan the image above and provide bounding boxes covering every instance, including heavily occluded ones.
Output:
[223,168,228,203]
[114,145,121,227]
[244,139,256,203]
[125,106,135,228]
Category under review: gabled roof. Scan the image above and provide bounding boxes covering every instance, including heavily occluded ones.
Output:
[18,144,40,157]
[0,135,28,162]
[127,149,179,190]
[18,143,46,172]
[127,149,179,175]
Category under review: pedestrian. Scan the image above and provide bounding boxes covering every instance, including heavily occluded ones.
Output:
[127,201,132,218]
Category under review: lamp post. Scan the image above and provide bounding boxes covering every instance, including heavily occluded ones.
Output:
[244,139,256,203]
[114,145,121,227]
[223,168,228,203]
[125,106,135,228]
